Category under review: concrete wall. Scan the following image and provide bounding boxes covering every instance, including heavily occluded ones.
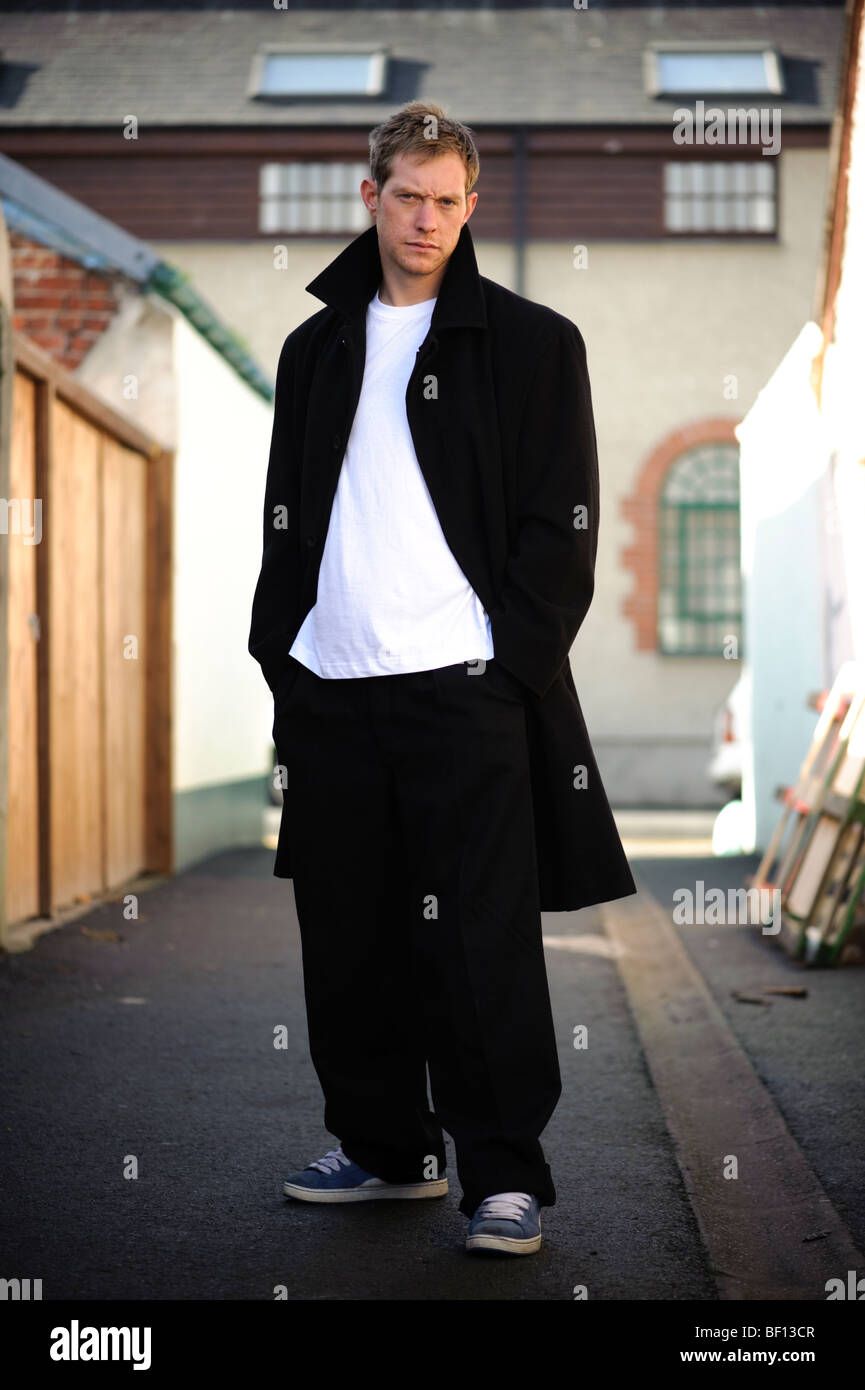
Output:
[736,322,830,851]
[736,30,865,853]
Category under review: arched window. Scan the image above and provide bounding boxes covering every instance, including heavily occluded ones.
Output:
[657,443,742,655]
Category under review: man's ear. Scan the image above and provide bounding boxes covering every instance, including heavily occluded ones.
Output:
[360,177,378,220]
[463,190,479,224]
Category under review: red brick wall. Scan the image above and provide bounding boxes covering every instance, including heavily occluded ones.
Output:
[10,234,126,371]
[620,418,741,652]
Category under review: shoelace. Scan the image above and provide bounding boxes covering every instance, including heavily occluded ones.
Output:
[476,1191,533,1221]
[307,1146,352,1174]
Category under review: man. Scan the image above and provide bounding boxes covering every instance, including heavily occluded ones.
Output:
[248,101,636,1258]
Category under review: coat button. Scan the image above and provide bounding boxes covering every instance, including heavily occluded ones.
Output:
[331,433,341,450]
[305,535,316,549]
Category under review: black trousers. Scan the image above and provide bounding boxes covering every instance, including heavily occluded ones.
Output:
[273,654,561,1218]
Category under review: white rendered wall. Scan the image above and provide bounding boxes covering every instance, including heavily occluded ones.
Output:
[170,310,274,792]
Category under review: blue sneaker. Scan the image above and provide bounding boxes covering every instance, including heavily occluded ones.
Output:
[466,1191,542,1254]
[283,1145,448,1203]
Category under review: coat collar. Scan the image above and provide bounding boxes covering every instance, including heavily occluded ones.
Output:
[304,219,487,332]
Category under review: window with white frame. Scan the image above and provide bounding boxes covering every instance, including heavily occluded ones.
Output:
[259,162,370,234]
[663,161,776,235]
[646,47,783,96]
[253,50,387,98]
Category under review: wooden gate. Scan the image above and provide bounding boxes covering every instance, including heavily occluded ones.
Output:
[2,332,172,942]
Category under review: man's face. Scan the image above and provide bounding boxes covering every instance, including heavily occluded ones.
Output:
[361,150,478,285]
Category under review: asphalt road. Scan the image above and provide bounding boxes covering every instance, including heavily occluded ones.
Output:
[0,845,861,1301]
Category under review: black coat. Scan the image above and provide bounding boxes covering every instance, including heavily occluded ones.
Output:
[249,220,636,911]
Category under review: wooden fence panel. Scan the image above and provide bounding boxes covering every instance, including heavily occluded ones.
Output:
[6,371,40,922]
[49,398,104,907]
[3,336,172,941]
[102,436,147,888]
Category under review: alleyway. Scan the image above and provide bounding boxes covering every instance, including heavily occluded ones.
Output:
[1,820,863,1301]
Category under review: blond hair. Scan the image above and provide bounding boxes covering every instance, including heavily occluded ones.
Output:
[368,100,480,198]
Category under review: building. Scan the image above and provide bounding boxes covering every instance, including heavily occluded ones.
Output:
[0,0,847,812]
[736,0,865,851]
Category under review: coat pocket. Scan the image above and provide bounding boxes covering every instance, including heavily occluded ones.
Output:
[271,657,306,730]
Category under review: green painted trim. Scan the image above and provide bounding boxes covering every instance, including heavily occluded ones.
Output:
[146,262,274,404]
[657,497,742,654]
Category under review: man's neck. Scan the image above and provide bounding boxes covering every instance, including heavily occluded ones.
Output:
[377,265,444,307]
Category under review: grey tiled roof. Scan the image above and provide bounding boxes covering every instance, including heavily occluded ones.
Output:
[0,6,843,127]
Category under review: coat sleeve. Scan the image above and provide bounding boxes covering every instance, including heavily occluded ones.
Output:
[488,320,600,701]
[248,331,302,694]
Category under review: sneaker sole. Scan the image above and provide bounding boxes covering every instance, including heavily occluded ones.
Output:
[283,1177,449,1203]
[466,1227,542,1255]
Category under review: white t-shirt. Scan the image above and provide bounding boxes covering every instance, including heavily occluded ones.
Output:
[289,288,494,678]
